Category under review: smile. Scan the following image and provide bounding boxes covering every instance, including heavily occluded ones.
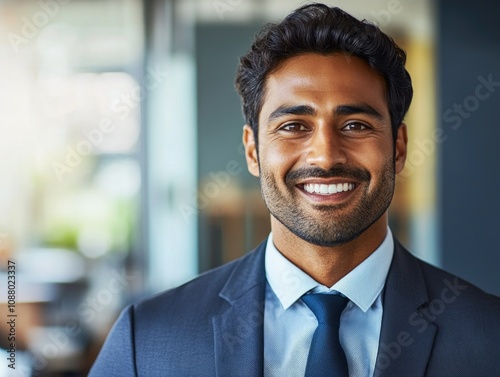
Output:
[303,182,355,195]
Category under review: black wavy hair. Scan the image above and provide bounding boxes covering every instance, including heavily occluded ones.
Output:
[235,3,413,146]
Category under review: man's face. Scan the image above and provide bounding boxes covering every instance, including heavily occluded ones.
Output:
[243,53,407,247]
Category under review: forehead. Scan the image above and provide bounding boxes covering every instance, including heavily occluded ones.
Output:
[260,53,388,121]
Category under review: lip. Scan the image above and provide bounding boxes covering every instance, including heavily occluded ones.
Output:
[296,181,360,204]
[296,178,359,185]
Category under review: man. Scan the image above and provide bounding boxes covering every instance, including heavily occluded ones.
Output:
[90,4,500,376]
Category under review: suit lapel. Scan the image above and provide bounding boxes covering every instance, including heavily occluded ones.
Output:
[213,241,267,377]
[211,237,438,376]
[374,240,437,377]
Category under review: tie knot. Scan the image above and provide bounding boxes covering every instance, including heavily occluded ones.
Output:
[302,293,349,325]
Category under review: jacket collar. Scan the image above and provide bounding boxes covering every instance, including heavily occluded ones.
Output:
[213,240,267,377]
[375,239,437,377]
[212,237,438,377]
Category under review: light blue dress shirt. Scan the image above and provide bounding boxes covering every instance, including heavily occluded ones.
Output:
[263,229,394,377]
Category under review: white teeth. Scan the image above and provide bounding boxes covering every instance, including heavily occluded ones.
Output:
[303,183,356,195]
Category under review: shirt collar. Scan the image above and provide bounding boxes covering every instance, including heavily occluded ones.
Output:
[265,228,394,312]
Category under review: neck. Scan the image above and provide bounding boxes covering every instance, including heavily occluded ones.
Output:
[271,214,389,287]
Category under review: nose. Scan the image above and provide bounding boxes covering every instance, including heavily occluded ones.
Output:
[305,126,347,170]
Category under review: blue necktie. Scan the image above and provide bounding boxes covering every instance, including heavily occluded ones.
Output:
[302,293,350,377]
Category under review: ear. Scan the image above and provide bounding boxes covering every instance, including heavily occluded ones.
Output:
[395,123,408,174]
[242,125,259,177]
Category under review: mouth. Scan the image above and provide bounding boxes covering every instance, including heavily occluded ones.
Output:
[296,180,360,203]
[302,182,356,195]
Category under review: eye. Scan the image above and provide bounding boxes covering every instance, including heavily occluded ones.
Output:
[342,122,370,131]
[280,123,309,132]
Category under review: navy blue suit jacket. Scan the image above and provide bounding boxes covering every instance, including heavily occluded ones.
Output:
[90,238,500,376]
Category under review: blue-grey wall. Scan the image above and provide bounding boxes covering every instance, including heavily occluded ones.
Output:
[195,23,264,271]
[196,23,262,185]
[438,0,500,295]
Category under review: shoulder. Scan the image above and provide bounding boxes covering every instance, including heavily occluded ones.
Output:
[90,244,266,375]
[401,246,500,369]
[133,239,267,320]
[412,249,500,307]
[395,241,500,326]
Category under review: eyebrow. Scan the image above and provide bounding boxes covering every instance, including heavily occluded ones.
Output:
[267,105,316,122]
[267,103,384,123]
[334,104,384,121]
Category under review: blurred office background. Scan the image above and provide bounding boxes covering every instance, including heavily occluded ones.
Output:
[0,0,498,375]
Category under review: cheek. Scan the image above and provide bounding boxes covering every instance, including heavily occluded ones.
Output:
[261,141,300,174]
[347,141,393,174]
